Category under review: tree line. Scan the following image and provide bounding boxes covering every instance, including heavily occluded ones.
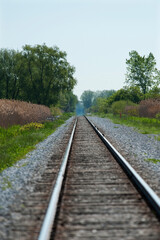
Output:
[0,44,77,111]
[80,50,160,114]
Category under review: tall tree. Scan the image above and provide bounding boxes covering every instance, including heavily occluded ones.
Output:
[22,44,77,105]
[125,51,159,97]
[0,45,77,107]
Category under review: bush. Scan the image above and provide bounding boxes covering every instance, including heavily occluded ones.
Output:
[139,99,160,118]
[111,100,135,115]
[156,112,160,120]
[20,122,44,131]
[91,98,109,113]
[50,106,62,117]
[0,99,52,128]
[125,105,139,116]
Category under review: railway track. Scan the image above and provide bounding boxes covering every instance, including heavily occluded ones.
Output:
[38,116,160,240]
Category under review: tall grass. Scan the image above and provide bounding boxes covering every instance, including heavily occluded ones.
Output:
[139,99,160,118]
[0,113,73,172]
[0,99,52,128]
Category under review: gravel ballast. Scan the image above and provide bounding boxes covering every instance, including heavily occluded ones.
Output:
[88,116,160,195]
[0,117,74,213]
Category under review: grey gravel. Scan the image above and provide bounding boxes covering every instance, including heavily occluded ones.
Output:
[0,117,74,212]
[88,116,160,195]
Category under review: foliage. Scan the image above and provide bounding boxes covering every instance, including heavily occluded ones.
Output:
[0,113,72,172]
[125,50,160,97]
[0,44,77,108]
[50,106,62,116]
[156,112,160,119]
[0,49,22,100]
[111,100,136,115]
[57,91,78,112]
[107,86,142,106]
[90,98,109,113]
[125,105,139,117]
[20,122,44,131]
[80,89,115,111]
[145,86,160,99]
[93,90,116,99]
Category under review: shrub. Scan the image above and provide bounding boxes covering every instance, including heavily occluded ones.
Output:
[139,99,160,118]
[111,100,135,115]
[50,106,62,116]
[20,122,44,131]
[0,99,52,128]
[156,112,160,120]
[125,105,139,116]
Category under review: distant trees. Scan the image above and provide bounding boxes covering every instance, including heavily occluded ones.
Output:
[80,89,116,112]
[57,91,78,112]
[0,44,77,110]
[93,90,116,99]
[125,51,160,97]
[80,90,94,110]
[80,50,160,116]
[76,101,84,115]
[107,86,143,105]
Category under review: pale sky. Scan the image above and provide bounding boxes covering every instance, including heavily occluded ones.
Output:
[0,0,160,99]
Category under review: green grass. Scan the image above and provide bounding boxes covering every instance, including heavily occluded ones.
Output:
[1,176,12,190]
[144,158,160,164]
[96,113,160,135]
[0,113,73,172]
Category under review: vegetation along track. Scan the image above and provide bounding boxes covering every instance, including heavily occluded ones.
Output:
[38,116,160,240]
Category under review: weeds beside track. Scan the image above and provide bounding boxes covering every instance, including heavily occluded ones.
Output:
[0,113,73,172]
[94,113,160,135]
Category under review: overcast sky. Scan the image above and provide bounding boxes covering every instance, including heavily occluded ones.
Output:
[0,0,160,99]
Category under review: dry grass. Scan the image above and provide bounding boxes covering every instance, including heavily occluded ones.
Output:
[124,99,160,118]
[0,99,52,128]
[139,99,160,118]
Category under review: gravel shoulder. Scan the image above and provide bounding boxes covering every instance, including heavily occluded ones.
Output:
[88,116,160,196]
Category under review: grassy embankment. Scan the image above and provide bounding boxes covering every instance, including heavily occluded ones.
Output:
[94,113,160,163]
[96,113,160,135]
[0,113,72,172]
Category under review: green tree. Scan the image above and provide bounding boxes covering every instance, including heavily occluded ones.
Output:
[0,44,77,107]
[107,86,142,106]
[0,49,23,99]
[91,97,108,113]
[96,90,116,99]
[80,90,94,110]
[145,86,160,99]
[58,91,78,112]
[125,51,159,97]
[22,44,77,105]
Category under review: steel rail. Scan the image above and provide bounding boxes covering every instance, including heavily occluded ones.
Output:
[38,118,77,240]
[85,116,160,220]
